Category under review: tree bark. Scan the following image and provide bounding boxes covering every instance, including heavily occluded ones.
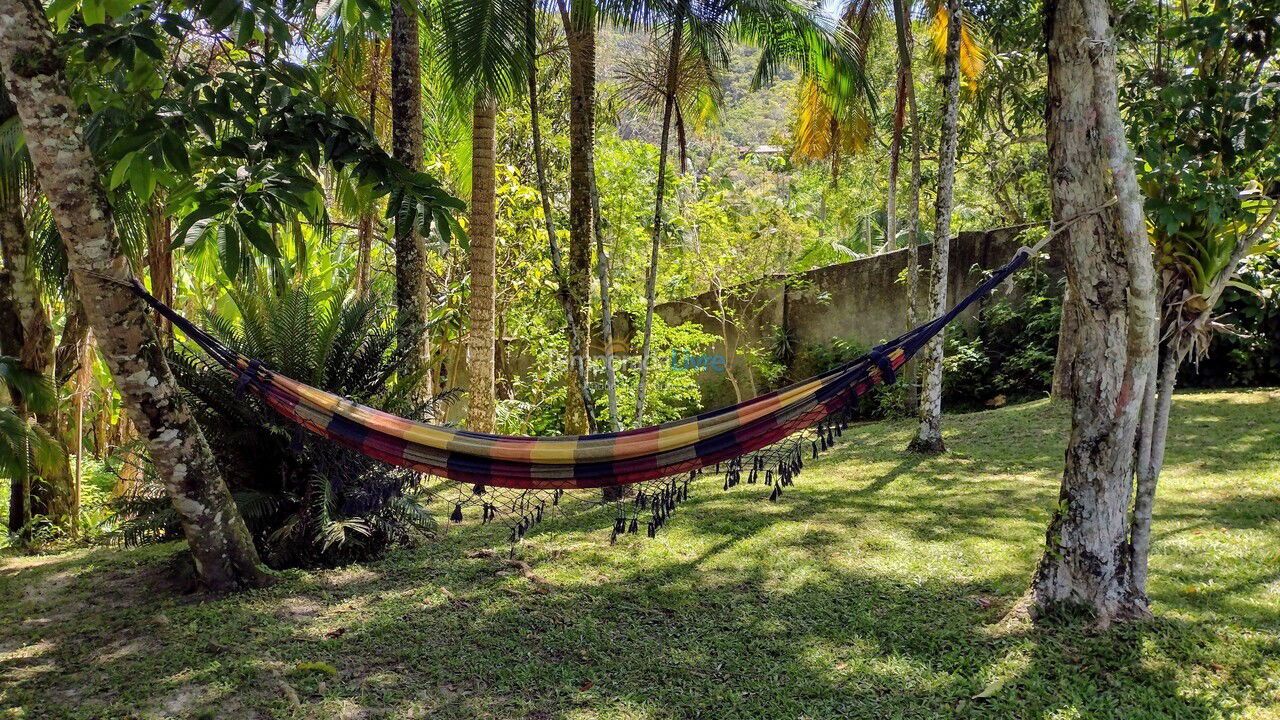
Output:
[561,0,595,435]
[0,145,72,535]
[0,0,268,589]
[530,0,595,434]
[390,0,433,405]
[354,38,383,300]
[908,0,962,454]
[466,94,497,433]
[894,0,923,414]
[1050,284,1077,400]
[146,194,173,344]
[636,2,685,426]
[1031,0,1158,624]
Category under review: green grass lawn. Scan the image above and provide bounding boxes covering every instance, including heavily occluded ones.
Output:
[2,389,1278,719]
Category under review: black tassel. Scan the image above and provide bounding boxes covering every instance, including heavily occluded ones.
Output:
[553,489,562,506]
[766,470,773,485]
[629,517,639,534]
[812,441,819,459]
[769,485,781,502]
[450,503,463,523]
[472,483,486,496]
[647,522,656,538]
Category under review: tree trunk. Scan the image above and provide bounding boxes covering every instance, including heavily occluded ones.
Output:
[53,293,89,386]
[0,143,71,535]
[466,95,497,433]
[590,159,621,433]
[1050,284,1077,400]
[354,38,383,300]
[0,0,269,589]
[146,194,173,344]
[908,0,962,454]
[561,0,595,436]
[531,0,595,433]
[1031,0,1158,624]
[895,0,923,414]
[635,3,685,427]
[390,0,433,405]
[885,66,907,249]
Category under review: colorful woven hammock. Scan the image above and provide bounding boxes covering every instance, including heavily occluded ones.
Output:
[132,247,1032,496]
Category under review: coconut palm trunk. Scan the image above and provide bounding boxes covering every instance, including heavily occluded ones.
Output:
[466,94,498,432]
[0,0,268,589]
[1031,0,1159,623]
[907,0,962,455]
[391,0,433,403]
[635,1,687,426]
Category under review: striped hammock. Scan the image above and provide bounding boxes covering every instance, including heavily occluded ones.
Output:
[131,248,1031,492]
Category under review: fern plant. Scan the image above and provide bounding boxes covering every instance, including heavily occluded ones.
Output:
[114,283,449,568]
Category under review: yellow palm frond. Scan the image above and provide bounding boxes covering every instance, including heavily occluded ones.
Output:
[929,5,986,90]
[792,78,872,164]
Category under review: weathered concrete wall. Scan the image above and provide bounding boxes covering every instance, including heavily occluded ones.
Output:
[656,226,1037,409]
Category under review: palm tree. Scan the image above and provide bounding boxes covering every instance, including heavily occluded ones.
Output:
[633,0,862,426]
[390,0,434,404]
[558,0,598,435]
[435,0,532,433]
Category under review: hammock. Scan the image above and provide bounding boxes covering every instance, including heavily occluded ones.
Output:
[132,247,1032,500]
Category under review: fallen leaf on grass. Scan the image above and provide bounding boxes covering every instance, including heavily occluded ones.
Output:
[325,627,347,639]
[579,681,593,692]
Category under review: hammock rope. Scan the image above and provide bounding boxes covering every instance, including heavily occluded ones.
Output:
[127,245,1034,540]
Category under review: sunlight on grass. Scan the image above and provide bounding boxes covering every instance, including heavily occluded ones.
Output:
[0,389,1276,718]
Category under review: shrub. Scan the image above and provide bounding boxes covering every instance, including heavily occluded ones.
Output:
[114,283,445,568]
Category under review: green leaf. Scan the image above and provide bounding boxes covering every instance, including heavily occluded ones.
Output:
[109,152,135,191]
[47,0,78,30]
[159,133,190,174]
[218,222,242,281]
[238,214,279,258]
[82,0,106,26]
[104,0,132,17]
[128,158,155,202]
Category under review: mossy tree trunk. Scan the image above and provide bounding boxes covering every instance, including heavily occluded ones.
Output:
[0,0,268,590]
[390,0,433,405]
[561,0,595,437]
[1032,0,1159,624]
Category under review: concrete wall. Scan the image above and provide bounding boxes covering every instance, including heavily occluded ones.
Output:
[656,226,1037,409]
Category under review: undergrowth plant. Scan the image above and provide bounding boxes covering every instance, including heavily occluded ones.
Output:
[114,282,448,568]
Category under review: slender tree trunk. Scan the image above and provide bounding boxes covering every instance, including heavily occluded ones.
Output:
[146,194,173,344]
[908,0,962,454]
[53,293,88,386]
[0,142,72,535]
[390,0,433,404]
[636,2,686,426]
[531,0,595,433]
[885,67,907,249]
[1031,0,1158,624]
[0,0,268,589]
[466,95,498,433]
[590,162,621,433]
[354,38,383,300]
[561,0,596,435]
[894,0,923,414]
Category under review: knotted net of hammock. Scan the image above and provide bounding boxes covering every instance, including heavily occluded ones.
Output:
[133,248,1030,542]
